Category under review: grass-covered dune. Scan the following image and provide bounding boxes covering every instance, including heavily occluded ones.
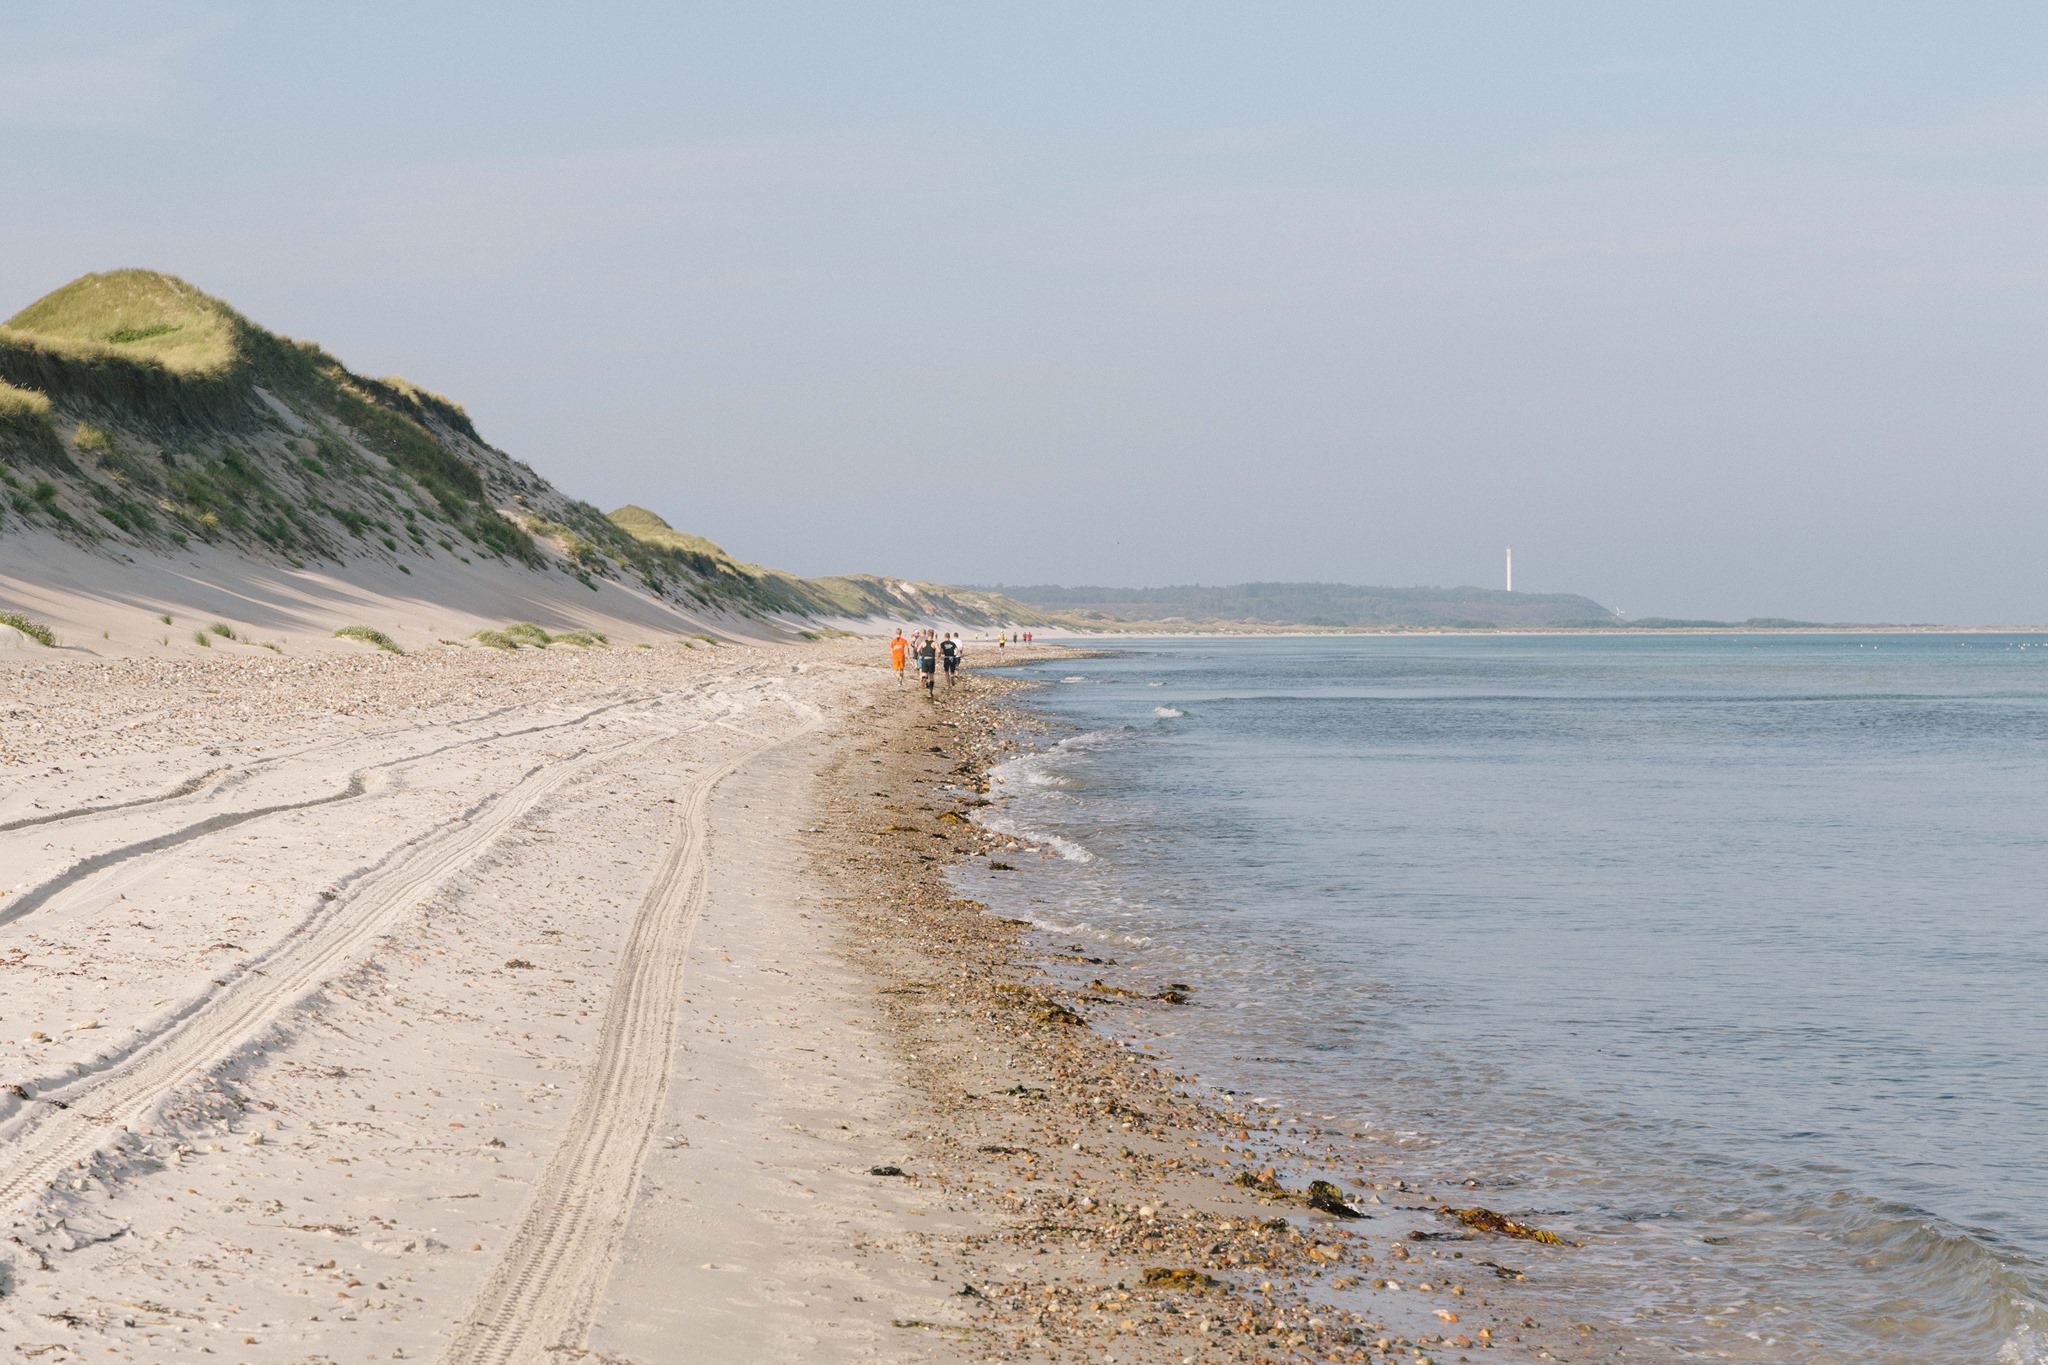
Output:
[0,269,1054,632]
[0,269,548,568]
[607,506,1058,627]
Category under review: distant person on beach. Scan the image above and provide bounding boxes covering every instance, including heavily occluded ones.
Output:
[941,633,959,684]
[890,630,907,684]
[915,634,938,698]
[997,632,1006,649]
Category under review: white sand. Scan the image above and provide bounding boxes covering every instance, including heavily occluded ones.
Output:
[0,527,786,657]
[0,637,969,1362]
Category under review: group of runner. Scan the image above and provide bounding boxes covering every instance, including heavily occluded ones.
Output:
[889,627,965,698]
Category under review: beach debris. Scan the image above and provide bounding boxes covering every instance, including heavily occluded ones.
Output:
[1000,1085,1048,1099]
[955,1283,985,1297]
[869,1164,908,1177]
[1142,1267,1221,1291]
[1038,1000,1086,1026]
[503,958,535,970]
[1443,1206,1565,1244]
[989,861,1017,871]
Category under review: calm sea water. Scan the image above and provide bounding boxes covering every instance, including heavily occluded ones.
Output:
[961,634,2048,1364]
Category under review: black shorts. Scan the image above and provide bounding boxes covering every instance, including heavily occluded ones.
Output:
[943,657,958,672]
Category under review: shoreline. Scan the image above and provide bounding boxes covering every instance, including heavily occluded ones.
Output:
[0,639,1606,1364]
[819,652,1618,1364]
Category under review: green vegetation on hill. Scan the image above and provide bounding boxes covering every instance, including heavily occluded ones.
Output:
[605,506,1056,626]
[0,269,1054,630]
[0,270,548,563]
[991,581,1618,630]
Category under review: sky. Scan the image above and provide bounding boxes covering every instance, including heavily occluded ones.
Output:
[5,3,2048,622]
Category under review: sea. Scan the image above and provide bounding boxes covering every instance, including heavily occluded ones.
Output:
[953,633,2048,1365]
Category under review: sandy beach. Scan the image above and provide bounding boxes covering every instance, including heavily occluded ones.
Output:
[0,637,1610,1365]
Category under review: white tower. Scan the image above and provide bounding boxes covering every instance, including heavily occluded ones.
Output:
[1506,546,1513,593]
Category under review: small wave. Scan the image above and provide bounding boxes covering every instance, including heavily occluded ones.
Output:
[1060,675,1088,683]
[1154,706,1185,718]
[2002,1325,2048,1365]
[975,811,1096,863]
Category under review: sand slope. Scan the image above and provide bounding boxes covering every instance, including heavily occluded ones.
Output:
[0,527,789,658]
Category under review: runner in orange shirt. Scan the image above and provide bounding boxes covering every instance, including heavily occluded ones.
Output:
[890,629,908,685]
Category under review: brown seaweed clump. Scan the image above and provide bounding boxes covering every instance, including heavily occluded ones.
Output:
[1444,1206,1566,1244]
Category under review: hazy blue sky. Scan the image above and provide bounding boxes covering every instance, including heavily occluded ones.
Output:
[6,3,2048,621]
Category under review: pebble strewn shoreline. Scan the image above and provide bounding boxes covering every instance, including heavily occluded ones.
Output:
[809,656,1606,1364]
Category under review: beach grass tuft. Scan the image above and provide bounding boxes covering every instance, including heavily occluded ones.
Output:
[194,629,212,647]
[469,628,518,650]
[0,610,57,646]
[503,621,553,646]
[333,625,403,654]
[207,621,236,640]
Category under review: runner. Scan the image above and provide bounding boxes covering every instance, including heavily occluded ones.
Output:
[890,629,907,685]
[940,632,960,685]
[915,633,939,699]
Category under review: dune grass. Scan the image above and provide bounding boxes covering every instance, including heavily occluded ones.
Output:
[207,621,236,640]
[333,625,403,654]
[193,629,211,647]
[469,622,609,650]
[0,379,52,420]
[0,611,56,646]
[0,380,66,469]
[504,622,552,646]
[3,270,241,376]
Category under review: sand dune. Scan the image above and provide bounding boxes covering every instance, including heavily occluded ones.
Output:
[0,526,787,658]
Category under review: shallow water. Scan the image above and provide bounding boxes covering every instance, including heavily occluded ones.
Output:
[960,634,2048,1364]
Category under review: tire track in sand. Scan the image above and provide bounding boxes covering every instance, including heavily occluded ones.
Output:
[0,695,661,931]
[438,702,819,1365]
[0,731,654,1216]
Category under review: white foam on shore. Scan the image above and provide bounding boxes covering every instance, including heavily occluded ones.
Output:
[1153,706,1185,718]
[2001,1324,2048,1365]
[981,745,1102,858]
